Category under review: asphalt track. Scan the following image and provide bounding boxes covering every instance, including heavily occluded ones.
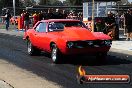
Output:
[0,32,132,88]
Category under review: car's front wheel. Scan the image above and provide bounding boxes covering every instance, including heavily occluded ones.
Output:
[51,44,62,64]
[27,39,41,55]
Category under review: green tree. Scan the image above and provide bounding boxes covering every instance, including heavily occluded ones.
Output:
[20,0,35,7]
[0,0,4,7]
[0,0,4,15]
[39,0,50,5]
[50,0,63,5]
[66,0,82,5]
[74,0,83,5]
[39,0,62,6]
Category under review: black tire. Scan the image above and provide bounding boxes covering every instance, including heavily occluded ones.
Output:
[27,39,41,56]
[51,44,62,64]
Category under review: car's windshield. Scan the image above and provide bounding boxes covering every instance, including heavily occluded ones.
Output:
[58,21,87,28]
[48,21,88,32]
[48,22,64,32]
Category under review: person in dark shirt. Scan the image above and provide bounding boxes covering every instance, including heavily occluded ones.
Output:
[104,11,116,39]
[124,9,132,40]
[63,10,68,19]
[5,10,11,31]
[38,11,44,21]
[24,10,30,31]
[46,8,54,19]
[114,13,120,40]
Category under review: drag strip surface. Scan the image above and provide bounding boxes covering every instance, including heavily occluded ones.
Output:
[0,33,132,88]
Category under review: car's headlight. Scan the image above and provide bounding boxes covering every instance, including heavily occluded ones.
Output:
[67,42,74,48]
[104,40,112,46]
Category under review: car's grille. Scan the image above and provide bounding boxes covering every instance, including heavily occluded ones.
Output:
[73,40,106,48]
[67,40,112,48]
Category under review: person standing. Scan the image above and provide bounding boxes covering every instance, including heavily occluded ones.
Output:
[120,14,124,29]
[21,10,25,30]
[33,11,38,26]
[24,10,30,31]
[115,13,120,40]
[124,9,132,40]
[38,11,44,21]
[104,11,116,39]
[5,10,11,31]
[47,8,54,19]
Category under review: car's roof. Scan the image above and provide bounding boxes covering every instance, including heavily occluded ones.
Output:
[41,19,81,22]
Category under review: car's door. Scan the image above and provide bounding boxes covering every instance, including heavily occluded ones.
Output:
[29,22,40,47]
[34,22,49,50]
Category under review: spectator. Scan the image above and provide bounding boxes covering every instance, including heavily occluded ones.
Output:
[115,13,120,40]
[46,8,54,19]
[63,10,67,19]
[104,11,116,39]
[21,10,25,29]
[33,11,38,26]
[120,14,124,29]
[124,9,132,40]
[5,10,11,31]
[24,10,30,31]
[38,11,44,21]
[53,9,63,19]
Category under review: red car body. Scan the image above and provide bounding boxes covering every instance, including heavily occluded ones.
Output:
[24,19,112,63]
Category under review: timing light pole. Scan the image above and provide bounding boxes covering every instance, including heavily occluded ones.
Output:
[92,0,95,32]
[13,0,16,29]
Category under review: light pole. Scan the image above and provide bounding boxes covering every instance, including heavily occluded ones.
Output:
[117,1,121,13]
[13,0,16,29]
[91,0,95,32]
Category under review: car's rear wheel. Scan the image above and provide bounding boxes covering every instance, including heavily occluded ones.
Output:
[27,39,41,55]
[51,44,62,64]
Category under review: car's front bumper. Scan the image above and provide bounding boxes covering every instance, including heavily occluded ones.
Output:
[61,46,111,55]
